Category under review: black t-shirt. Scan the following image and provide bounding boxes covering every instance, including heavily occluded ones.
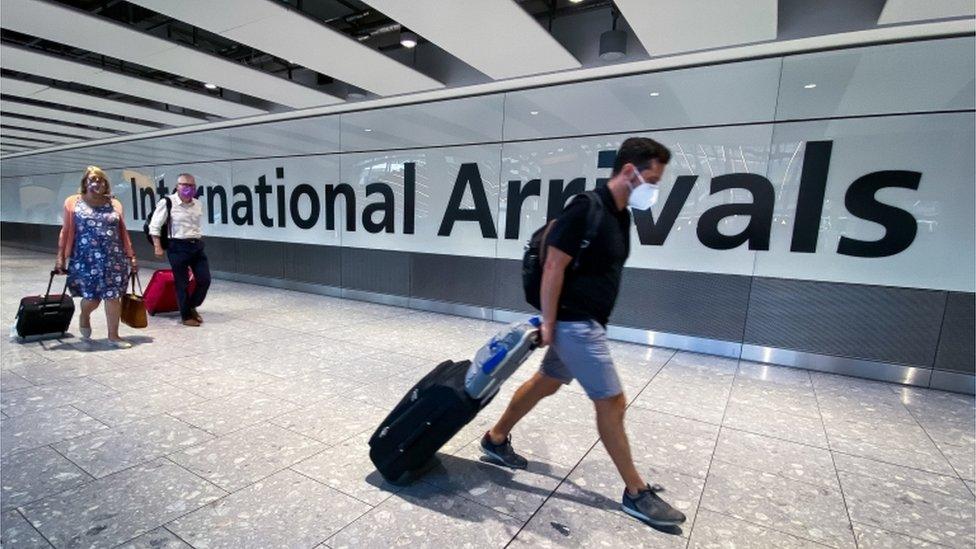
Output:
[545,185,631,326]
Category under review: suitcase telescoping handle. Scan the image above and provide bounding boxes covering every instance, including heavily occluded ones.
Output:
[44,270,69,303]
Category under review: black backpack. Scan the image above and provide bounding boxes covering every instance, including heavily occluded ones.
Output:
[142,195,172,249]
[522,191,604,310]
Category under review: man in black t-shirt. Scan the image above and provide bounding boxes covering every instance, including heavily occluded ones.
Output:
[481,137,687,528]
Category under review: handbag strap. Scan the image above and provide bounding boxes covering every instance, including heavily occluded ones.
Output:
[129,272,144,297]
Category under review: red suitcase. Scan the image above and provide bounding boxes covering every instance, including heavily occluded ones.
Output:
[144,269,196,315]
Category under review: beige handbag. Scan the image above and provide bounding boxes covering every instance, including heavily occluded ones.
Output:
[121,273,148,328]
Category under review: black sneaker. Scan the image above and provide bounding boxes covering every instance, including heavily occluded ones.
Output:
[480,432,528,470]
[621,484,686,527]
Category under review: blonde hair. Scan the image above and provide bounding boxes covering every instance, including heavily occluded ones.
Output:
[78,166,109,195]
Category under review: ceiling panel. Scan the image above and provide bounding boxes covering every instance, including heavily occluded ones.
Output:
[0,44,268,118]
[616,0,777,57]
[127,0,443,97]
[2,0,342,109]
[1,76,205,126]
[879,0,976,24]
[361,0,581,80]
[0,117,118,139]
[0,127,80,143]
[0,101,157,133]
[1,136,58,148]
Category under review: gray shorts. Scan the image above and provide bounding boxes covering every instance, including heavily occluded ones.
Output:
[540,320,623,401]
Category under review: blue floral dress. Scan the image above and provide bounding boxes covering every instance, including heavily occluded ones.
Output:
[67,199,130,300]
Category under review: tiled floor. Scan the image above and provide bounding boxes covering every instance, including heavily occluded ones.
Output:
[1,246,974,548]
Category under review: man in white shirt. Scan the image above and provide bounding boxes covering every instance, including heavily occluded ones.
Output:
[148,173,211,327]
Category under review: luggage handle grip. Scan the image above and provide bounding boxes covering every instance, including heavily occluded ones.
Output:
[44,270,69,302]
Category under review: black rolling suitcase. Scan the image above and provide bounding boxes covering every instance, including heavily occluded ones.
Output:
[15,271,75,339]
[368,359,487,485]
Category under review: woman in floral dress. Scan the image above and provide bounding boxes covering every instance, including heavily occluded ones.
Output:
[55,166,139,349]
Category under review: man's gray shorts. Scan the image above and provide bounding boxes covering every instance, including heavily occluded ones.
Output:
[540,320,623,400]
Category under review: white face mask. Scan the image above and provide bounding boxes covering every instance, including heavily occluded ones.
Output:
[627,168,659,210]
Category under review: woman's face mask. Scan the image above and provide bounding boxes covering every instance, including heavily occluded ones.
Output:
[627,166,659,211]
[86,177,107,195]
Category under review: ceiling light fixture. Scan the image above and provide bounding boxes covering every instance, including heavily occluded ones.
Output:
[204,83,218,90]
[599,9,626,61]
[364,128,372,132]
[530,111,539,115]
[400,30,418,49]
[649,92,660,97]
[804,83,817,89]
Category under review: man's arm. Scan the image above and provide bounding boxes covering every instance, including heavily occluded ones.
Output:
[540,246,573,347]
[147,197,168,257]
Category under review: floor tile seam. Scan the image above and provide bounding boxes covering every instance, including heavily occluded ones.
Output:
[707,455,842,492]
[832,448,963,484]
[898,399,974,485]
[164,386,304,417]
[159,454,231,497]
[286,466,391,510]
[723,398,824,421]
[0,370,36,391]
[249,388,335,409]
[625,404,725,436]
[159,525,199,549]
[66,401,115,430]
[164,405,311,441]
[681,355,742,549]
[642,372,736,387]
[847,520,961,549]
[57,425,224,481]
[16,454,226,521]
[718,424,830,451]
[809,378,863,549]
[692,507,842,548]
[833,468,976,505]
[414,475,544,525]
[0,374,119,403]
[320,492,398,547]
[0,444,98,515]
[0,396,121,422]
[11,506,57,549]
[0,401,107,431]
[170,424,330,465]
[727,380,820,399]
[826,433,962,468]
[270,420,371,449]
[626,401,724,427]
[167,453,367,510]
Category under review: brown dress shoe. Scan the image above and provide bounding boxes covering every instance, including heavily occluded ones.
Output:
[191,308,203,323]
[182,318,201,327]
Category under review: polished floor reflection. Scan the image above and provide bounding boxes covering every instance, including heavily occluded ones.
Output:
[1,247,973,548]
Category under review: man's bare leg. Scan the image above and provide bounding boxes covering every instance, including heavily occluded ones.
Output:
[481,372,562,469]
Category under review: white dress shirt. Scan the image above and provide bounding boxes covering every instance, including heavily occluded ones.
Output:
[148,193,203,239]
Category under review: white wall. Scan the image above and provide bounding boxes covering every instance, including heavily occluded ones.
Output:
[3,37,973,292]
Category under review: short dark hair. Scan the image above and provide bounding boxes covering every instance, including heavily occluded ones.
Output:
[612,137,671,176]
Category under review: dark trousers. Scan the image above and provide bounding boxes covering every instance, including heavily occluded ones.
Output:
[166,239,211,320]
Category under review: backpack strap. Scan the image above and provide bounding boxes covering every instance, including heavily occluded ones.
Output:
[572,190,604,270]
[163,196,173,238]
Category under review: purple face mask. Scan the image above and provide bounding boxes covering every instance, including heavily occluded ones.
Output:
[178,186,196,200]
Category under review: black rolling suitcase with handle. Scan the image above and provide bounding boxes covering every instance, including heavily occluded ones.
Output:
[368,359,486,485]
[15,271,75,339]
